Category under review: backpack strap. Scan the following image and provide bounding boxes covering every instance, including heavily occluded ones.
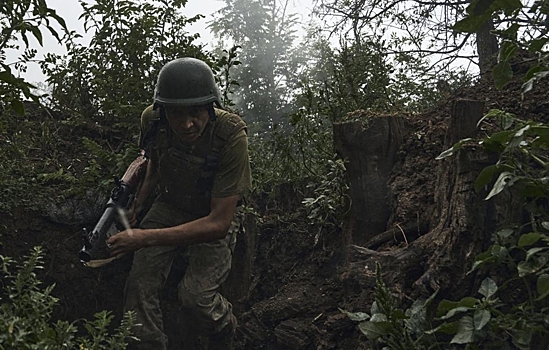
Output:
[140,108,168,157]
[197,109,247,195]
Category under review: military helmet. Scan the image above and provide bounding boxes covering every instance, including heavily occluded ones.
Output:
[154,57,221,108]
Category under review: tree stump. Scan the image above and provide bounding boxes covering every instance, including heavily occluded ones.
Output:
[343,100,524,300]
[333,113,406,245]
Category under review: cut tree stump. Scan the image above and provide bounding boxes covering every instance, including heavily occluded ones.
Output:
[333,113,407,245]
[342,100,524,299]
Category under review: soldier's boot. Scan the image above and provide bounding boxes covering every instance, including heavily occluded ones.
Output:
[207,315,237,350]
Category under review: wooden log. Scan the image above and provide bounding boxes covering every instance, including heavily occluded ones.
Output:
[361,221,430,249]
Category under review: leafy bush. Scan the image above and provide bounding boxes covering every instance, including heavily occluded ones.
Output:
[41,0,209,132]
[0,246,135,349]
[0,0,67,114]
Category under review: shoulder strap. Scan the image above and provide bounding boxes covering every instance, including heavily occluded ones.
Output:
[197,109,247,195]
[211,109,247,154]
[140,106,168,157]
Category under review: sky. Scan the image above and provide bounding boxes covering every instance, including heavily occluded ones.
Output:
[12,0,314,84]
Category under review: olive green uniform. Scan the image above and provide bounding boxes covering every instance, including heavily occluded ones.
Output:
[124,106,251,349]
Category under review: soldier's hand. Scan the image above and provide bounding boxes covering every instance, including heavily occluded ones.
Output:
[107,228,148,258]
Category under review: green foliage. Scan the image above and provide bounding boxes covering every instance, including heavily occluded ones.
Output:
[0,1,243,215]
[453,0,549,90]
[426,111,549,349]
[0,246,135,349]
[211,45,242,108]
[0,107,70,212]
[433,227,549,349]
[302,159,349,229]
[291,28,466,124]
[80,136,140,190]
[249,106,335,190]
[249,100,350,230]
[341,262,440,350]
[0,0,67,114]
[42,0,208,132]
[344,251,549,349]
[439,110,549,203]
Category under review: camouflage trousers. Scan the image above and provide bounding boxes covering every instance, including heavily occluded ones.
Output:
[123,218,237,350]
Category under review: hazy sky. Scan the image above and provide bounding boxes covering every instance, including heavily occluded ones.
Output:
[15,0,313,83]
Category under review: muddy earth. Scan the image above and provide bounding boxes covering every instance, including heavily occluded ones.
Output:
[0,68,548,349]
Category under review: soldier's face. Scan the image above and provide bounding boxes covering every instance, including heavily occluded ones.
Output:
[165,106,210,144]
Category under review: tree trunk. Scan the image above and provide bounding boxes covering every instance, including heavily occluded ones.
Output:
[333,114,407,245]
[476,18,499,76]
[343,100,523,299]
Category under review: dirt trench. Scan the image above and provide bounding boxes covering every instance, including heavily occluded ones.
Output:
[1,72,548,349]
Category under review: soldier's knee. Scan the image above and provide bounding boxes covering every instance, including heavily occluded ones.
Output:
[179,288,229,332]
[179,288,214,313]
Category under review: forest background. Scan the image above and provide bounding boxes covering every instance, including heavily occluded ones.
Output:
[0,0,548,348]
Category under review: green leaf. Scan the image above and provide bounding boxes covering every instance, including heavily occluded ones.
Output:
[370,313,388,323]
[485,171,514,200]
[436,138,473,160]
[468,250,496,274]
[459,297,479,308]
[339,308,370,322]
[0,70,18,84]
[11,99,25,115]
[493,61,513,89]
[492,244,510,262]
[486,130,515,143]
[477,109,516,129]
[391,309,406,320]
[451,316,475,344]
[518,255,549,277]
[440,306,474,320]
[536,274,549,300]
[523,76,535,94]
[518,232,541,247]
[426,321,458,335]
[496,228,515,240]
[453,13,491,32]
[498,40,518,61]
[479,278,498,299]
[475,165,498,192]
[358,321,392,340]
[437,300,460,317]
[28,25,44,46]
[524,65,545,81]
[526,247,547,260]
[495,0,523,13]
[473,309,491,330]
[406,292,438,333]
[529,38,548,52]
[471,0,497,15]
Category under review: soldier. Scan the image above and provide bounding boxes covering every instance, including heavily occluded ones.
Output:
[107,57,252,350]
